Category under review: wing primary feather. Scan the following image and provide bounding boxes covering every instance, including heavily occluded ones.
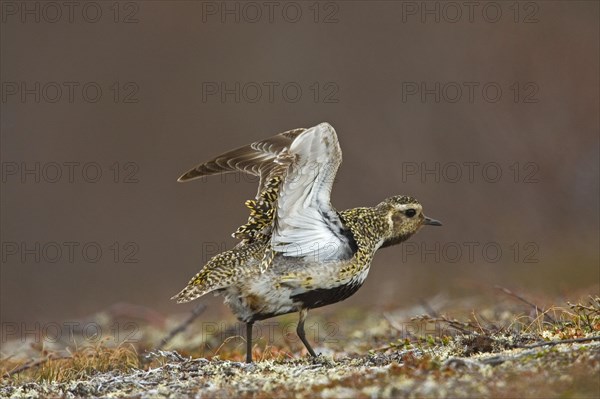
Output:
[177,128,305,183]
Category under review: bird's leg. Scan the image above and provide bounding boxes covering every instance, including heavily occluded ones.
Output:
[297,308,317,357]
[246,322,254,363]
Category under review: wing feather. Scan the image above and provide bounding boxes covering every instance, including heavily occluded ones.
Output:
[271,123,355,262]
[177,128,306,194]
[177,123,354,264]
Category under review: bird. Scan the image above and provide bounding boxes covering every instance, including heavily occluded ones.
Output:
[172,122,442,363]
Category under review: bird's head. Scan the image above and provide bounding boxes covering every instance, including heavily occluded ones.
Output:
[377,195,442,249]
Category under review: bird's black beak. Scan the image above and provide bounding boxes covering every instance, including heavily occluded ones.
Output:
[423,216,442,226]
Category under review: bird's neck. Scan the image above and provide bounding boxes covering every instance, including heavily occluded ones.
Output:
[337,207,391,279]
[379,232,415,249]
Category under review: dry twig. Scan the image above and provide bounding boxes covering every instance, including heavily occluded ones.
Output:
[514,336,600,349]
[4,354,72,378]
[495,285,556,324]
[155,303,207,352]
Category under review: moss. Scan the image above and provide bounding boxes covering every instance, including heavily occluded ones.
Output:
[2,295,599,398]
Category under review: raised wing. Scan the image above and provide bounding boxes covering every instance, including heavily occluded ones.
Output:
[178,123,355,264]
[178,128,306,196]
[270,123,356,262]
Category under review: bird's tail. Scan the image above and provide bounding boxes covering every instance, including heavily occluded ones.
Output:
[171,238,269,304]
[171,276,210,303]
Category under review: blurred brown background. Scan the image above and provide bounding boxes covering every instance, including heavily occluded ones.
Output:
[1,1,598,329]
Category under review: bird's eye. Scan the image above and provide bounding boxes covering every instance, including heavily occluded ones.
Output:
[405,209,417,218]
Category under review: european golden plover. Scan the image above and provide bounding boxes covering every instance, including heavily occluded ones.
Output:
[173,122,442,362]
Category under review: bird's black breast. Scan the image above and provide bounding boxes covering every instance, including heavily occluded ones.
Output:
[336,212,359,257]
[291,280,364,310]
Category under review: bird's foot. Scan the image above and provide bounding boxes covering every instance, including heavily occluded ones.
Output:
[307,353,335,367]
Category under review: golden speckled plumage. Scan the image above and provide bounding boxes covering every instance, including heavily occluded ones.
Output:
[172,123,441,362]
[172,235,270,303]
